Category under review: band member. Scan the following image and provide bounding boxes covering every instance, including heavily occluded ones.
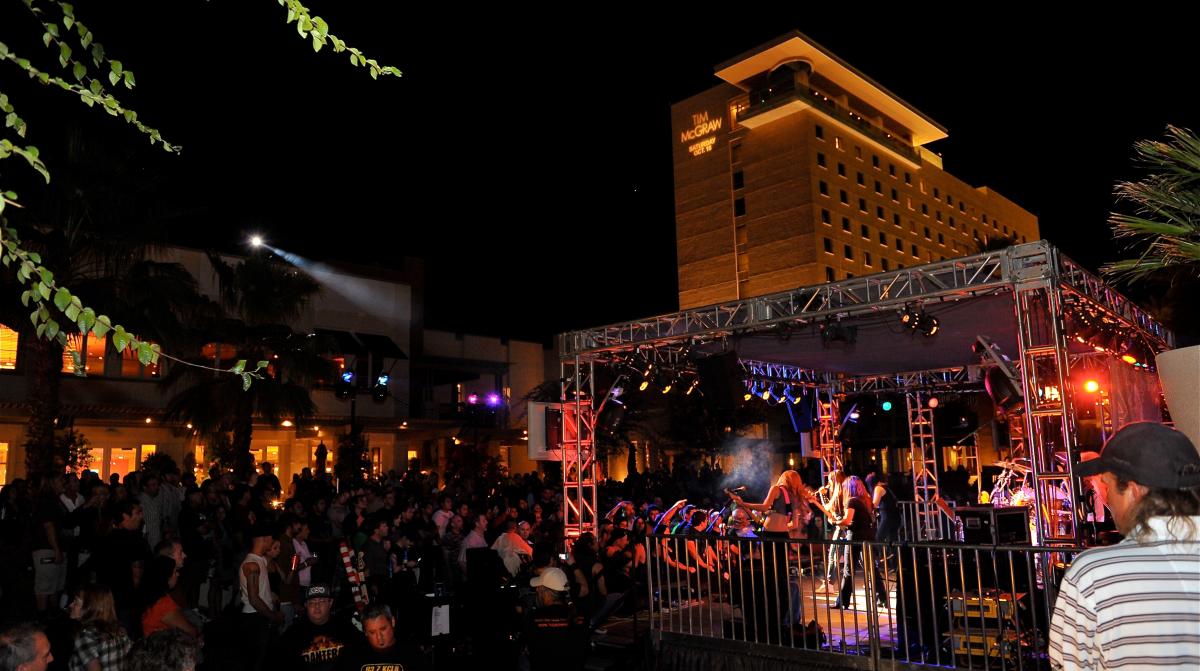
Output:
[832,476,887,609]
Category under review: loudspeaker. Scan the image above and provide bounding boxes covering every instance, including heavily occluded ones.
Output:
[696,350,743,414]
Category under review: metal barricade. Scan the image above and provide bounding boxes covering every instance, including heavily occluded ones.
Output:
[645,532,1081,670]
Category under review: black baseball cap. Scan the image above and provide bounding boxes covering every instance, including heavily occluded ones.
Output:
[1077,422,1200,489]
[304,584,332,602]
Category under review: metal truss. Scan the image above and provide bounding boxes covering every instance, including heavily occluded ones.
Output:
[815,387,842,475]
[560,357,598,544]
[562,247,1022,356]
[1057,254,1172,348]
[907,391,942,540]
[560,242,1173,359]
[836,366,981,394]
[739,359,825,384]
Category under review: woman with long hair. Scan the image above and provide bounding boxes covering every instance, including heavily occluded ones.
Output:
[69,584,132,671]
[728,470,817,642]
[833,476,887,609]
[140,555,201,639]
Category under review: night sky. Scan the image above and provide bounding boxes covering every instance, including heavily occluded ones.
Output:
[4,5,1196,342]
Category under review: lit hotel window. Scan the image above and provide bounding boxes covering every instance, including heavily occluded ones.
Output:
[0,324,18,370]
[61,333,107,375]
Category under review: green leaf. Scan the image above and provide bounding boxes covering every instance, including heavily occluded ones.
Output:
[53,287,71,310]
[312,34,322,52]
[256,360,270,370]
[30,309,40,328]
[122,70,135,88]
[108,70,118,86]
[89,79,101,95]
[231,359,247,374]
[27,252,40,264]
[78,307,96,332]
[46,319,59,341]
[110,60,122,76]
[47,24,59,38]
[36,322,46,338]
[20,290,30,307]
[70,349,83,376]
[63,15,74,30]
[39,267,54,285]
[137,341,153,366]
[64,303,80,322]
[59,43,72,67]
[92,314,111,339]
[80,31,92,48]
[73,62,86,81]
[242,373,253,391]
[37,282,51,301]
[43,32,53,48]
[112,326,130,352]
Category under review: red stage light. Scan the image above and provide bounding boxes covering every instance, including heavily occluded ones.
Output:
[1084,380,1100,393]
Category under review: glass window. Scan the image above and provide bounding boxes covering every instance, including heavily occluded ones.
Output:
[861,224,870,239]
[819,181,828,196]
[837,163,846,177]
[842,217,851,232]
[733,171,744,189]
[843,245,853,260]
[856,172,865,186]
[0,324,17,370]
[823,238,833,253]
[879,231,887,245]
[816,153,826,168]
[840,190,849,205]
[734,198,746,216]
[821,209,831,224]
[876,206,885,221]
[858,198,867,213]
[815,124,824,139]
[825,267,835,282]
[864,252,873,266]
[904,172,912,185]
[881,258,890,271]
[874,180,882,194]
[62,333,107,375]
[120,339,160,378]
[0,442,7,485]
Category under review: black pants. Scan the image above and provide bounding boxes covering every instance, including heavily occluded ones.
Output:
[837,543,887,608]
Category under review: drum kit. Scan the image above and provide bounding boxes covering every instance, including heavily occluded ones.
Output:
[988,459,1032,507]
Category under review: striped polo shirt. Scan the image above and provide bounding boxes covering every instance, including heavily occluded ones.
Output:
[1050,516,1200,670]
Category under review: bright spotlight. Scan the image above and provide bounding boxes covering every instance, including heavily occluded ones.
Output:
[486,393,502,407]
[881,400,893,412]
[250,235,264,248]
[1084,380,1099,393]
[467,394,479,405]
[928,396,940,408]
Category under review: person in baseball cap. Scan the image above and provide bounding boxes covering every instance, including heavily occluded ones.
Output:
[530,567,570,593]
[276,583,357,670]
[1050,421,1200,671]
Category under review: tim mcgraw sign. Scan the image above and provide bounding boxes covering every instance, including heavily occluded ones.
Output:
[680,110,723,157]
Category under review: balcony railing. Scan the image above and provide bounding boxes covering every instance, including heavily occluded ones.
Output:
[739,83,921,164]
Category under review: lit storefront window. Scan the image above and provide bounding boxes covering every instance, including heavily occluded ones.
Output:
[0,325,18,370]
[0,443,8,484]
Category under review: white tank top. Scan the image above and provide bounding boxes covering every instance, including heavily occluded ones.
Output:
[239,552,273,614]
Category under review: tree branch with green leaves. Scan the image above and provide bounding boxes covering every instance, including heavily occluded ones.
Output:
[278,0,402,79]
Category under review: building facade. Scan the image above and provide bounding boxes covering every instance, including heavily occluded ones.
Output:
[0,246,552,486]
[673,31,1040,309]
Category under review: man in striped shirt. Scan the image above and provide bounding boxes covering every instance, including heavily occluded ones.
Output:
[1050,422,1200,670]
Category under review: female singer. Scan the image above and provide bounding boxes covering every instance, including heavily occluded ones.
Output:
[833,476,887,609]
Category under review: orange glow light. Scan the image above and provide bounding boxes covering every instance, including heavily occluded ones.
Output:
[1121,354,1138,365]
[1084,380,1100,393]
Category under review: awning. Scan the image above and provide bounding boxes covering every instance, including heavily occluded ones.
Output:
[355,333,408,360]
[313,328,365,355]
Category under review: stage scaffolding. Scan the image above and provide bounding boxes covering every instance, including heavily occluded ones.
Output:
[556,242,1172,544]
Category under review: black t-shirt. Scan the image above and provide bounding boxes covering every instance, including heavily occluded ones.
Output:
[846,498,875,541]
[333,642,422,671]
[95,527,151,609]
[525,604,588,671]
[32,493,67,551]
[275,615,360,671]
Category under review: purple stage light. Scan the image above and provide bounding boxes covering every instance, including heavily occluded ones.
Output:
[486,393,502,407]
[467,394,479,405]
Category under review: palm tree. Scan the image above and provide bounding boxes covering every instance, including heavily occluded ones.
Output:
[1102,125,1200,282]
[163,252,332,477]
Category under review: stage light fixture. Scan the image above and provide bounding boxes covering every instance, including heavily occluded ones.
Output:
[927,396,940,408]
[761,385,772,401]
[486,393,502,407]
[881,400,893,411]
[639,379,651,392]
[685,379,700,396]
[1084,380,1100,393]
[250,235,264,248]
[661,379,674,394]
[467,393,479,405]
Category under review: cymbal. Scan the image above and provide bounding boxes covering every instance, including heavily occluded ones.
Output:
[994,461,1031,473]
